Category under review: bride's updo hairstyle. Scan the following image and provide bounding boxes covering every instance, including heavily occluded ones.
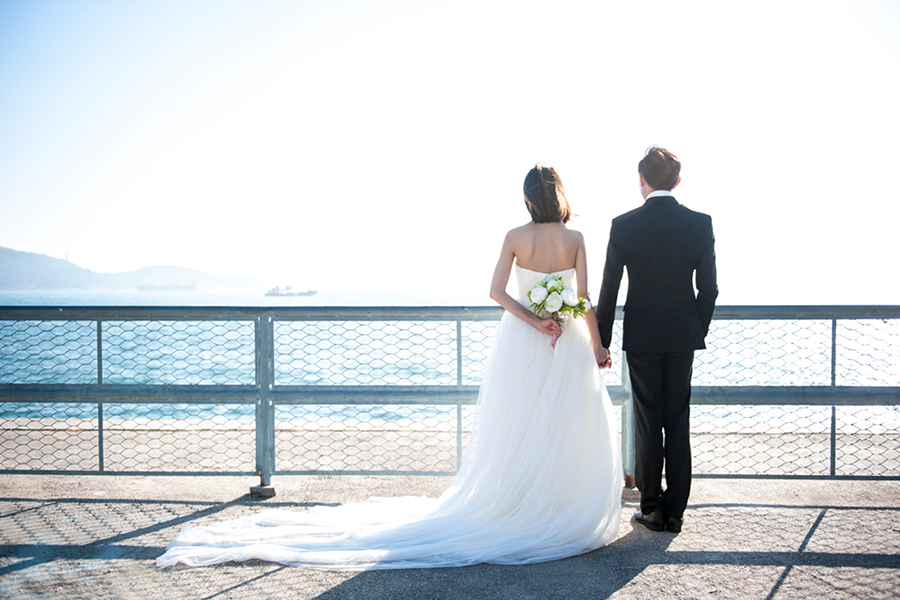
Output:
[523,164,572,224]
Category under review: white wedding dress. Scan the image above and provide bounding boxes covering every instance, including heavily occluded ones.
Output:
[157,264,622,570]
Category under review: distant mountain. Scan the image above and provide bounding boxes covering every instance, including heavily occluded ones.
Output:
[0,247,263,291]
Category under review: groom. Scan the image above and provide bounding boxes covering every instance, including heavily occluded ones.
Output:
[596,146,717,533]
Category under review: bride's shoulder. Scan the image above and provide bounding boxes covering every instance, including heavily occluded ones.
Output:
[509,221,536,233]
[504,222,537,240]
[563,225,586,243]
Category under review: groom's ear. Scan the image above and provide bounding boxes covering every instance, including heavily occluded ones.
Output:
[672,176,681,190]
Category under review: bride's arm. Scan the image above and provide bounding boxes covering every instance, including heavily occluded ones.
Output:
[575,235,612,369]
[489,231,561,337]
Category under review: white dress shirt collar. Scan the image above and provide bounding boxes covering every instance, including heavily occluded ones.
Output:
[646,190,674,200]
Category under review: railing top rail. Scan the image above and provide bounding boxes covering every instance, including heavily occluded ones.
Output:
[0,306,505,321]
[0,306,264,320]
[0,305,898,320]
[265,306,506,320]
[711,305,900,319]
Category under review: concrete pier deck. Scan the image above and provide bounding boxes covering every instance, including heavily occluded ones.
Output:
[1,475,898,599]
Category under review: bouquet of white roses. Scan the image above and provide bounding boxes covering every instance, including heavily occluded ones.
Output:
[526,274,590,347]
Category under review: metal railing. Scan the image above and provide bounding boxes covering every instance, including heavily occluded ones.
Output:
[1,305,898,483]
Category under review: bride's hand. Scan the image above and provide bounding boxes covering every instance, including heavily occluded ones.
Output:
[535,317,562,337]
[595,345,612,369]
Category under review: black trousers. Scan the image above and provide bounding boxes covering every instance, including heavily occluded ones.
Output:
[626,350,694,520]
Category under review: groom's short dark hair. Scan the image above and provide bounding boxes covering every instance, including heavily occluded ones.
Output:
[638,146,681,191]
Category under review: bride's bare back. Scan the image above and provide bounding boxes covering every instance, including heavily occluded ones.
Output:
[508,221,583,274]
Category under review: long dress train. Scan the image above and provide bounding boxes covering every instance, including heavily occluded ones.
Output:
[156,264,622,570]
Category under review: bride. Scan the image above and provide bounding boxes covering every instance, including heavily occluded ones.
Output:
[157,164,623,570]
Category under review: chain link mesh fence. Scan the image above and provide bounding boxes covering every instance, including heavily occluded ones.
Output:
[0,316,258,474]
[0,401,99,470]
[275,320,459,386]
[691,315,900,478]
[837,319,900,386]
[103,320,255,385]
[274,403,469,473]
[1,308,898,478]
[696,320,834,386]
[1,320,97,384]
[0,400,257,473]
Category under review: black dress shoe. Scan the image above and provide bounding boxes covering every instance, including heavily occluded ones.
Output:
[634,510,664,532]
[666,517,683,533]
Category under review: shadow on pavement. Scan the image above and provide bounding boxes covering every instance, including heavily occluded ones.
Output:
[1,486,898,599]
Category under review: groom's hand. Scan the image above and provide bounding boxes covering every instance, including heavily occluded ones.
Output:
[595,346,612,369]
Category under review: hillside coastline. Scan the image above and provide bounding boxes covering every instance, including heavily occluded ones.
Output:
[0,247,262,292]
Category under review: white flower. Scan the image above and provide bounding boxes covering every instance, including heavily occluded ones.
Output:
[544,291,563,313]
[546,276,563,293]
[561,286,578,307]
[529,285,548,304]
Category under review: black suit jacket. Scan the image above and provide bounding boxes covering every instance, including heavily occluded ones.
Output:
[597,195,718,353]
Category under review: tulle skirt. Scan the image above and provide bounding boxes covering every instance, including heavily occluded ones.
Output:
[157,310,622,570]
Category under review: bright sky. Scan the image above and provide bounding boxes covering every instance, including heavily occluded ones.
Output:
[1,0,899,304]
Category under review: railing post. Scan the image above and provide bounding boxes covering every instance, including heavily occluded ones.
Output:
[457,403,463,470]
[622,352,636,486]
[253,314,276,497]
[830,319,837,477]
[830,406,838,477]
[97,320,104,473]
[456,320,463,386]
[456,319,463,470]
[831,318,838,386]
